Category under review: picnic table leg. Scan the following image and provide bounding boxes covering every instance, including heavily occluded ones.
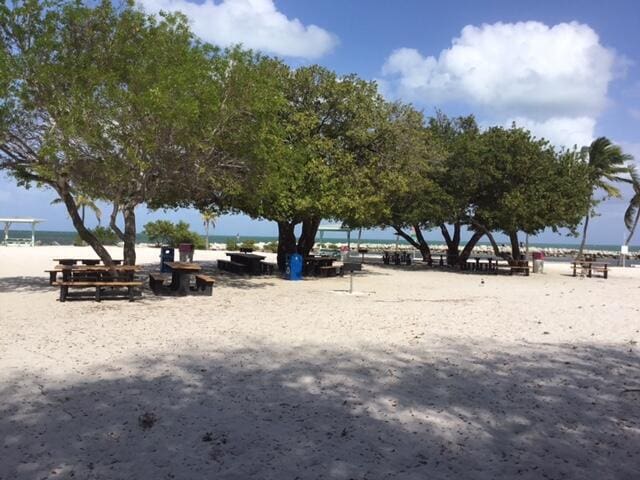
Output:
[588,266,592,278]
[128,286,135,301]
[572,264,577,277]
[177,273,191,295]
[604,268,608,279]
[59,285,68,302]
[49,271,57,285]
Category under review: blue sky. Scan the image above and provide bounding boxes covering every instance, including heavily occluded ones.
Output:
[1,0,639,245]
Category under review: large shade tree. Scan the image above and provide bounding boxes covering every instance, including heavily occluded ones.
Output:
[475,126,592,260]
[235,65,387,269]
[0,0,272,264]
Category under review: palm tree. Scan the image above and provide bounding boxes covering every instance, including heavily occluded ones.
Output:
[51,193,102,225]
[624,165,640,246]
[577,137,632,259]
[201,210,217,250]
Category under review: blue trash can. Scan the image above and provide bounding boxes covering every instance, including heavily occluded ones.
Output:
[286,253,303,281]
[160,246,174,273]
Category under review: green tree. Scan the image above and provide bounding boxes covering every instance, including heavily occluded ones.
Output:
[0,1,261,265]
[624,165,640,246]
[577,137,633,259]
[476,125,592,260]
[235,65,386,270]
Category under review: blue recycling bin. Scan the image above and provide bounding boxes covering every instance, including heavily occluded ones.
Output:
[286,253,303,281]
[160,246,174,273]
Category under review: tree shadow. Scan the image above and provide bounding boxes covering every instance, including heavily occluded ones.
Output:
[0,276,52,293]
[1,341,638,479]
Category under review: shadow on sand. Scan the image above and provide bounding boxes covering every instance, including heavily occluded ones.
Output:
[1,341,638,479]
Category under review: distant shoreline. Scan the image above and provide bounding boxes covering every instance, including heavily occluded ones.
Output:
[4,229,639,254]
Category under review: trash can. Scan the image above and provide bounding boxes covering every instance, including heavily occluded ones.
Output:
[532,251,544,273]
[160,246,174,273]
[286,253,303,281]
[178,243,194,262]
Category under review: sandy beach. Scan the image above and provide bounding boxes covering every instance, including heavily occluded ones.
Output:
[1,245,639,479]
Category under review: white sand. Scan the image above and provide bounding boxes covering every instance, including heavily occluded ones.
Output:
[1,246,639,479]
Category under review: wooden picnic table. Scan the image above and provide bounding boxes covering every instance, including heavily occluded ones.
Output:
[46,264,139,284]
[303,256,335,276]
[571,261,609,279]
[164,261,202,295]
[46,264,142,301]
[53,258,123,266]
[226,252,266,275]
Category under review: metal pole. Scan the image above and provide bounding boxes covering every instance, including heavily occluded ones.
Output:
[31,221,35,247]
[349,271,353,294]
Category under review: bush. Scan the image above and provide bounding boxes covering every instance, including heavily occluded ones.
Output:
[226,238,239,251]
[143,220,204,249]
[263,241,278,253]
[143,220,175,246]
[92,226,119,245]
[239,239,256,250]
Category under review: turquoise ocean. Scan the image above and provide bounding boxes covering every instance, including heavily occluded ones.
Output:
[5,229,639,254]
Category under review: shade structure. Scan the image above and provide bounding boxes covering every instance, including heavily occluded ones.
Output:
[316,223,353,250]
[1,218,44,246]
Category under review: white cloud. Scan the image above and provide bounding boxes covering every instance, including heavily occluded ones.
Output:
[381,21,621,147]
[508,116,596,149]
[139,0,338,59]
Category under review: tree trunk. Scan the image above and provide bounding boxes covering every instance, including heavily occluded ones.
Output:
[440,222,461,265]
[458,230,485,265]
[413,225,431,262]
[509,231,521,261]
[577,209,591,260]
[205,223,210,250]
[277,221,297,271]
[55,182,113,266]
[81,205,85,224]
[471,220,503,257]
[109,203,125,242]
[122,204,137,265]
[297,216,321,258]
[626,210,640,245]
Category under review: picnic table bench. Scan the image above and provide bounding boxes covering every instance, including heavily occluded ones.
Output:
[495,259,531,276]
[225,252,266,275]
[47,264,142,302]
[571,261,609,279]
[218,259,249,275]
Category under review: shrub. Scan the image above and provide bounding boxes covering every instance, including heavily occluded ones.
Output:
[92,226,119,245]
[263,241,278,253]
[143,220,175,246]
[226,238,239,251]
[240,239,256,250]
[143,220,204,249]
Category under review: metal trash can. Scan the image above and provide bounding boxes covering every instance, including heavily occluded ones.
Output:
[286,253,303,281]
[532,251,544,273]
[160,246,174,273]
[178,243,194,262]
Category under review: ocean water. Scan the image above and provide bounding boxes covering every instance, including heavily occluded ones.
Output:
[4,229,639,254]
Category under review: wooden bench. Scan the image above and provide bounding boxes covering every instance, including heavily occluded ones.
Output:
[260,261,277,275]
[195,274,215,295]
[572,262,608,279]
[319,265,341,277]
[495,260,531,276]
[149,273,170,294]
[217,259,249,275]
[53,281,142,302]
